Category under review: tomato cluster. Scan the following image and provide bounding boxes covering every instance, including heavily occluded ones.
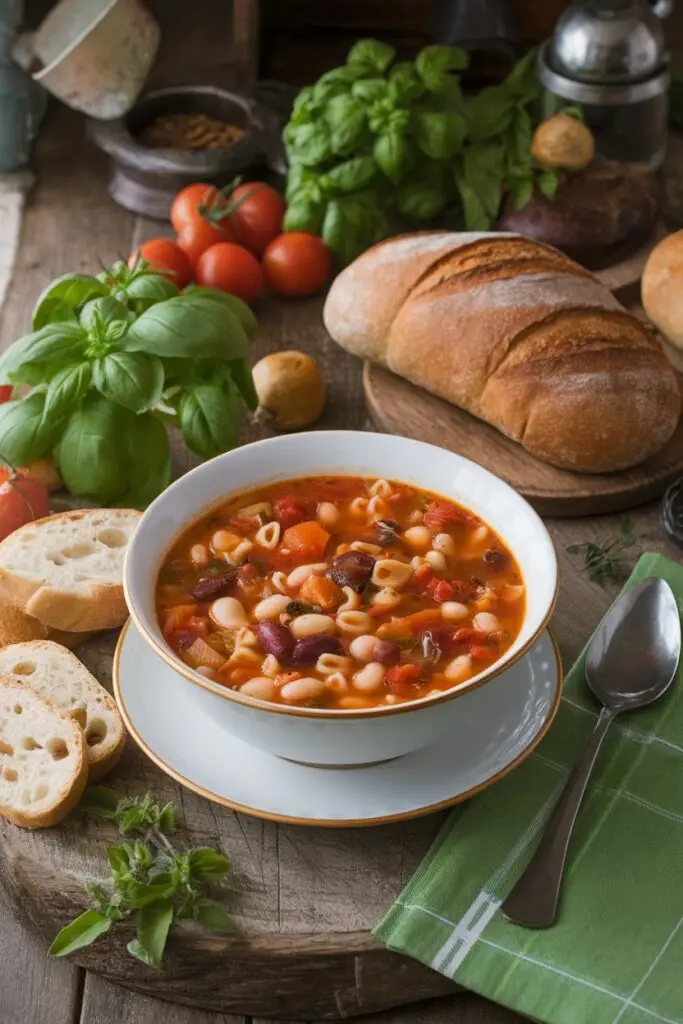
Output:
[131,182,332,306]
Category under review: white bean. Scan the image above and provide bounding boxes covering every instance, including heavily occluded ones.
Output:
[433,533,457,556]
[190,543,210,567]
[473,611,501,634]
[337,610,372,635]
[280,677,325,702]
[425,550,447,573]
[349,634,377,662]
[210,596,247,629]
[290,613,336,638]
[371,559,412,589]
[240,677,277,701]
[317,501,340,528]
[404,525,432,550]
[444,654,473,682]
[286,562,328,588]
[254,594,291,621]
[353,661,386,693]
[441,601,469,621]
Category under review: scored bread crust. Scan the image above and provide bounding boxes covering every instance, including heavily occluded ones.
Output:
[323,232,681,472]
[0,641,126,780]
[0,676,87,828]
[0,509,141,632]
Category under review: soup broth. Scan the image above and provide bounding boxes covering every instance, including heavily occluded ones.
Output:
[156,476,526,710]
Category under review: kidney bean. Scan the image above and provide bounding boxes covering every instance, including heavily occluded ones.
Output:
[191,569,238,601]
[328,550,375,592]
[374,519,401,545]
[483,549,508,570]
[291,634,344,665]
[256,620,295,662]
[371,638,401,665]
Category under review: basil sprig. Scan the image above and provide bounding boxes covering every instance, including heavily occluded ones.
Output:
[283,41,569,262]
[0,260,257,507]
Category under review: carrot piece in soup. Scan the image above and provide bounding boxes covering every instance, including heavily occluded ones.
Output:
[282,520,331,558]
[386,663,422,696]
[162,603,197,635]
[300,574,342,609]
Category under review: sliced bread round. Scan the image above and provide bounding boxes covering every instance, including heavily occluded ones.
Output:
[0,509,141,632]
[0,641,126,781]
[0,600,94,650]
[0,676,87,828]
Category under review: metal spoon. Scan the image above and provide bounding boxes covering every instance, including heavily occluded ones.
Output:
[501,577,681,928]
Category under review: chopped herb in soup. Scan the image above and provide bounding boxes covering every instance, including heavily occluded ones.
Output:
[156,477,526,709]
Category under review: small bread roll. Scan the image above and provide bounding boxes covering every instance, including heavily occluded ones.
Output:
[642,230,683,370]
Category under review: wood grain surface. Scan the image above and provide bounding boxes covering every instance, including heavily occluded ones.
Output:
[0,104,681,1024]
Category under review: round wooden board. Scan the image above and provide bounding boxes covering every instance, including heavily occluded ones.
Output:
[364,362,683,518]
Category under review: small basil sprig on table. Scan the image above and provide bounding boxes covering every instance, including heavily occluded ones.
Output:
[48,786,232,968]
[0,260,258,507]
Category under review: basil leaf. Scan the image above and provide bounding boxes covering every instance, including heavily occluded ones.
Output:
[465,87,515,140]
[559,104,584,122]
[286,122,333,167]
[415,111,466,159]
[395,174,448,221]
[127,899,174,970]
[124,273,179,312]
[389,62,425,103]
[351,78,388,104]
[322,197,388,266]
[347,39,396,73]
[537,168,560,200]
[374,132,411,184]
[179,383,240,459]
[285,163,316,201]
[227,358,258,411]
[43,362,92,424]
[93,352,164,413]
[0,393,62,464]
[455,140,504,230]
[188,848,231,881]
[32,298,78,330]
[289,86,317,124]
[80,785,119,818]
[503,46,539,103]
[182,286,257,339]
[56,395,129,502]
[510,175,535,210]
[122,297,248,360]
[113,412,171,509]
[317,65,372,88]
[48,910,111,958]
[326,156,376,193]
[505,107,533,178]
[0,322,86,385]
[194,901,232,933]
[80,296,133,332]
[32,274,108,330]
[324,95,367,156]
[283,197,324,234]
[106,845,131,878]
[416,44,468,96]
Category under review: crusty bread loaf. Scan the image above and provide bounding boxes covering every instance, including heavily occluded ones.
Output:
[0,509,141,632]
[0,676,87,828]
[0,641,125,780]
[324,232,681,472]
[642,229,683,371]
[0,600,94,650]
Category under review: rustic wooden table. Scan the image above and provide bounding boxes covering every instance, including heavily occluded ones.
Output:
[0,105,680,1024]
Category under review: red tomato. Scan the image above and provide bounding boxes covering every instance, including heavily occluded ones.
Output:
[385,663,423,697]
[227,183,285,256]
[176,219,232,271]
[130,239,192,289]
[262,233,332,298]
[423,501,477,531]
[170,183,223,232]
[195,242,263,305]
[0,475,49,542]
[424,578,457,604]
[0,385,13,403]
[273,496,315,529]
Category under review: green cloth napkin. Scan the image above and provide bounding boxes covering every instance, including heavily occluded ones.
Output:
[375,554,683,1024]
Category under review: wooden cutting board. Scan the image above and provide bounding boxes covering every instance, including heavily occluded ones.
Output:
[364,228,683,517]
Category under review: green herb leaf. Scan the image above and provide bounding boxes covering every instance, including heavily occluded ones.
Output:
[0,322,86,386]
[179,382,240,459]
[126,877,177,910]
[559,103,584,122]
[127,899,174,970]
[395,172,448,222]
[566,519,639,586]
[464,87,515,140]
[351,77,388,104]
[80,786,119,818]
[455,140,504,230]
[188,848,231,881]
[324,95,367,157]
[283,196,324,234]
[326,156,377,193]
[182,287,257,339]
[122,297,248,360]
[48,910,112,957]
[388,61,425,103]
[416,44,468,96]
[80,296,133,333]
[124,274,179,313]
[194,901,232,933]
[510,175,535,210]
[373,131,412,184]
[113,412,171,510]
[285,122,333,166]
[0,392,62,464]
[347,38,396,74]
[42,362,92,424]
[415,111,466,160]
[31,298,79,330]
[92,351,164,413]
[33,274,108,330]
[106,845,132,879]
[55,394,129,502]
[321,196,388,265]
[227,358,259,411]
[537,168,560,200]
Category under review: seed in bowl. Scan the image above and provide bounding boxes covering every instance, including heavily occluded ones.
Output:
[156,476,525,709]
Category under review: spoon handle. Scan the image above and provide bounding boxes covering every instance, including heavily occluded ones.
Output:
[501,705,616,928]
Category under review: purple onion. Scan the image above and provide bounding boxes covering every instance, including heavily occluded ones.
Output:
[256,620,295,662]
[291,634,344,665]
[371,639,401,665]
[328,551,375,592]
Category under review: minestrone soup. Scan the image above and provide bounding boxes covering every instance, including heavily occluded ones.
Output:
[156,477,526,710]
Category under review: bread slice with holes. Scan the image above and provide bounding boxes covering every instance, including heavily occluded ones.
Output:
[0,641,125,781]
[0,509,141,633]
[0,676,87,828]
[0,600,94,650]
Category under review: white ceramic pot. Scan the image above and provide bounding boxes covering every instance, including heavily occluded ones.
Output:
[23,0,159,120]
[123,432,558,767]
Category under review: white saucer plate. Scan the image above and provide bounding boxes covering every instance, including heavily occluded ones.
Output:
[114,621,562,827]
